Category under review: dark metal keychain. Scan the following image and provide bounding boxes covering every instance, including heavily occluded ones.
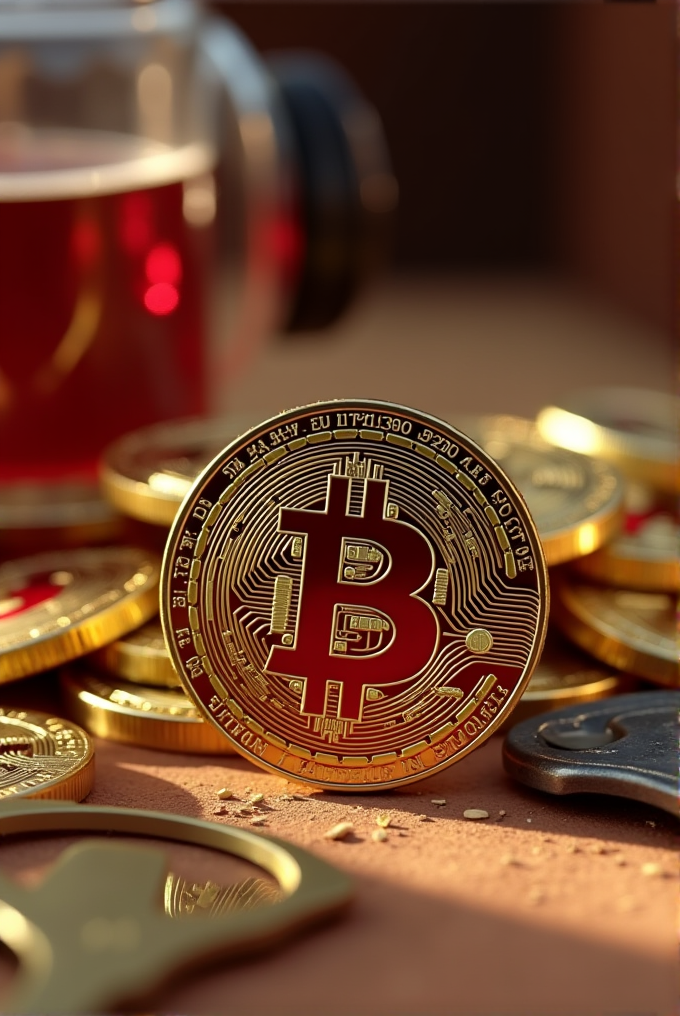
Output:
[502,690,678,816]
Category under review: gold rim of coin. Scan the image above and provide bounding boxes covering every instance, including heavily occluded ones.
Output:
[90,618,181,689]
[0,707,94,801]
[61,667,235,754]
[500,630,631,729]
[161,399,549,791]
[573,510,679,592]
[0,478,122,551]
[536,387,679,493]
[100,415,262,526]
[0,548,160,683]
[448,414,624,566]
[552,576,677,687]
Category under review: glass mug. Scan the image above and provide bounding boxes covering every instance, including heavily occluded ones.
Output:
[0,0,396,492]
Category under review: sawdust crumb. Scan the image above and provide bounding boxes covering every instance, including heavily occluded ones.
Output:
[565,843,580,854]
[640,862,665,878]
[530,846,542,856]
[216,788,233,800]
[498,809,507,818]
[500,853,520,866]
[431,798,447,806]
[463,809,489,820]
[250,816,267,826]
[645,820,656,828]
[526,818,532,824]
[372,828,388,843]
[376,813,392,828]
[250,793,264,804]
[588,843,608,855]
[323,822,354,841]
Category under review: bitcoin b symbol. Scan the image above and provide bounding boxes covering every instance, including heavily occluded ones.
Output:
[266,464,439,723]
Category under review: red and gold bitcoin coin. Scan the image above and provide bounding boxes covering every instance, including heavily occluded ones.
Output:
[161,401,549,790]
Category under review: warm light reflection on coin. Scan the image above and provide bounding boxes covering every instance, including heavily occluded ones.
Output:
[537,387,678,493]
[448,414,624,565]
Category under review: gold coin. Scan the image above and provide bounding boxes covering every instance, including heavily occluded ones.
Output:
[0,548,160,683]
[450,415,624,565]
[552,577,677,687]
[501,630,630,728]
[91,618,182,689]
[537,387,678,494]
[161,399,549,790]
[0,708,93,801]
[61,667,235,754]
[574,508,679,592]
[100,415,261,526]
[0,479,122,552]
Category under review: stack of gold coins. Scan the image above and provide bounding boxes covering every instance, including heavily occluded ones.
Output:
[98,408,653,742]
[79,415,262,753]
[67,617,234,754]
[0,546,161,799]
[536,388,678,690]
[444,412,636,723]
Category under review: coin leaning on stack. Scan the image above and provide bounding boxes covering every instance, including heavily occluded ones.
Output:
[159,400,551,789]
[94,403,656,758]
[0,392,673,800]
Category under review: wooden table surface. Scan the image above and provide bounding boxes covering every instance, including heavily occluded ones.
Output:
[0,275,675,1015]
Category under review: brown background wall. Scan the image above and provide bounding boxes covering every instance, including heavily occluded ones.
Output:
[217,3,676,335]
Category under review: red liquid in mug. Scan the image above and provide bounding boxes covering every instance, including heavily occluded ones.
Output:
[0,130,216,481]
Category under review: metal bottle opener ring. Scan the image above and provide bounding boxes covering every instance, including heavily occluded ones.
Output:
[0,799,352,1015]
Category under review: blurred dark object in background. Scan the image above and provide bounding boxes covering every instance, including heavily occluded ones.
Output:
[218,2,675,337]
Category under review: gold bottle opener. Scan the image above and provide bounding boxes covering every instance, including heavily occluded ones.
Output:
[0,799,352,1014]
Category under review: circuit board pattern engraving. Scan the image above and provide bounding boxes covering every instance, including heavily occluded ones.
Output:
[161,402,549,789]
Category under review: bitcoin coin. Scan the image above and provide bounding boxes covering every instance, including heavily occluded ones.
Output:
[100,415,261,526]
[500,630,630,729]
[61,667,235,754]
[573,508,679,592]
[537,387,678,494]
[450,415,624,565]
[161,400,549,790]
[0,708,93,801]
[91,618,182,689]
[552,577,677,687]
[0,548,160,683]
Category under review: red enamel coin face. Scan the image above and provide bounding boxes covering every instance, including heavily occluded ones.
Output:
[161,400,549,790]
